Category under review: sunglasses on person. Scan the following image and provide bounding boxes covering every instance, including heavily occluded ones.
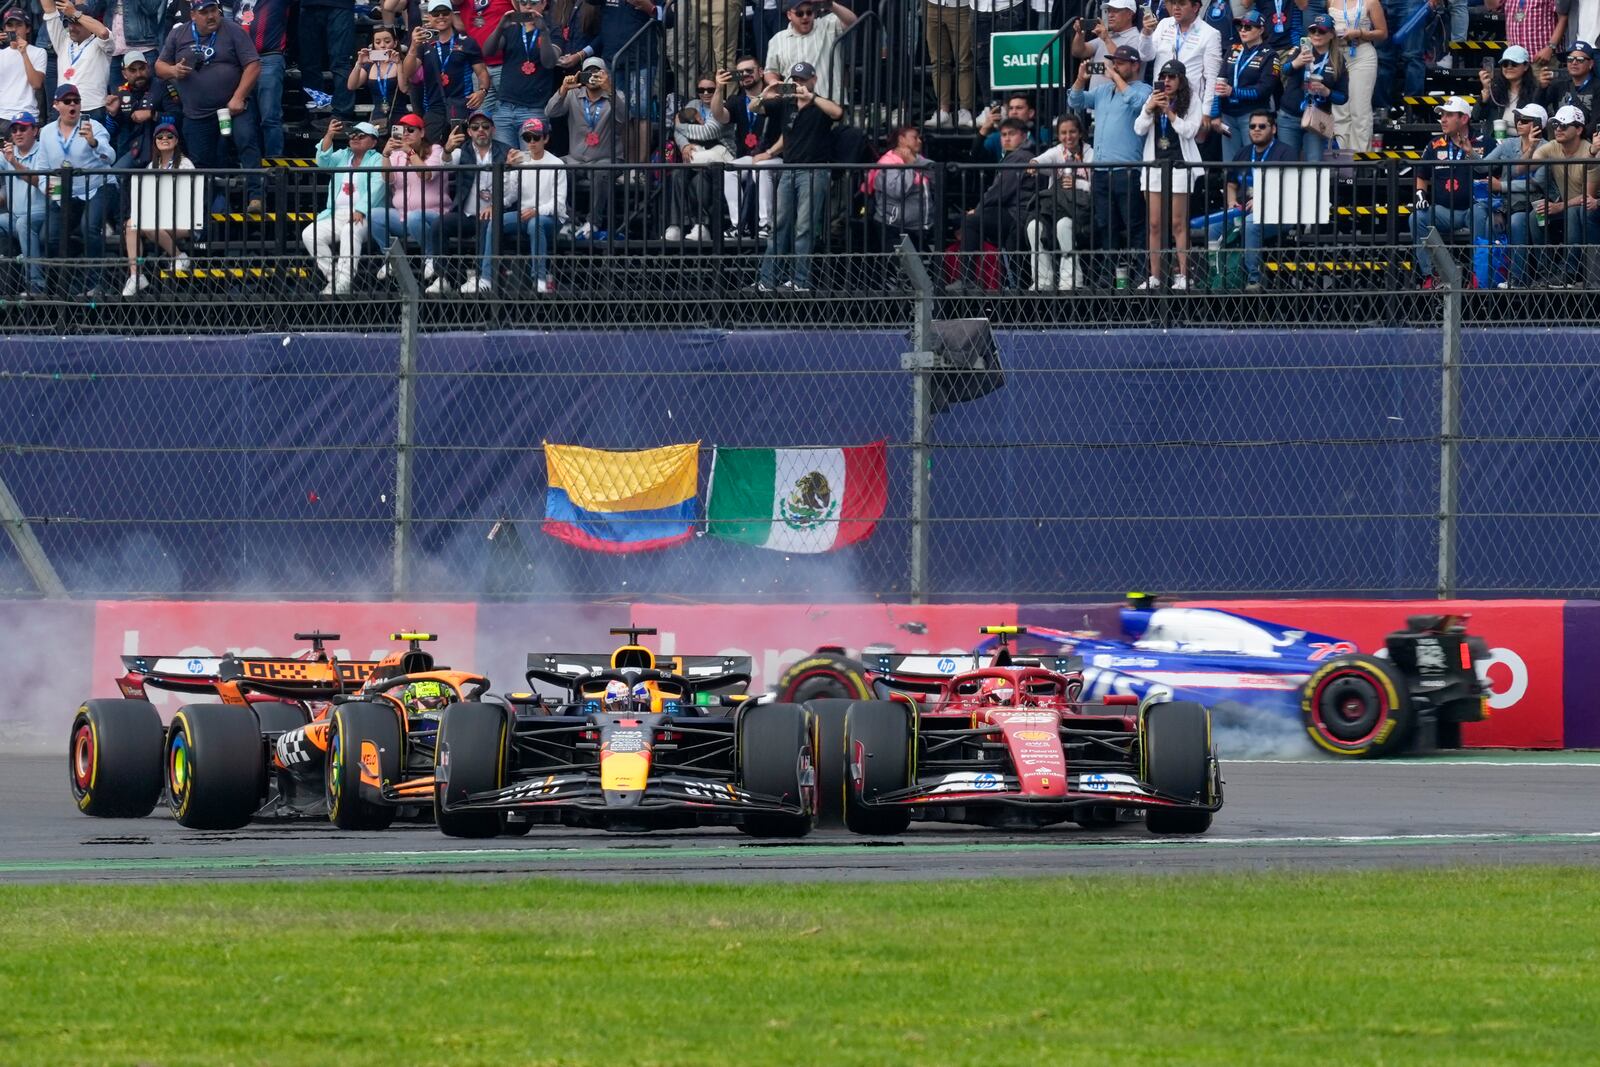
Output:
[155,131,177,139]
[1514,115,1538,124]
[1568,52,1593,62]
[736,66,759,77]
[697,84,716,94]
[1236,21,1260,30]
[59,97,82,106]
[1555,120,1583,129]
[1308,26,1332,34]
[467,121,494,130]
[1247,122,1272,130]
[790,7,816,16]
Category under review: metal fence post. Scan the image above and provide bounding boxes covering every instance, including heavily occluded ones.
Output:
[1425,227,1461,599]
[897,236,935,603]
[0,474,66,598]
[388,241,420,597]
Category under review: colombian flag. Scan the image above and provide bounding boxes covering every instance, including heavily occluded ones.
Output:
[542,442,700,553]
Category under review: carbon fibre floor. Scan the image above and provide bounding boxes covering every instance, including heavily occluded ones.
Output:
[5,753,1599,882]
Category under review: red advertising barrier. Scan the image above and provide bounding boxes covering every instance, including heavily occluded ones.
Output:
[628,603,1017,694]
[90,601,480,715]
[1183,599,1564,749]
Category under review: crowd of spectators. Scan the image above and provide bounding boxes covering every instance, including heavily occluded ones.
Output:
[0,0,1599,294]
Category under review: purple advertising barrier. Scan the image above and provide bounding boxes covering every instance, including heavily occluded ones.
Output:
[1563,601,1600,748]
[473,603,633,696]
[1,600,96,753]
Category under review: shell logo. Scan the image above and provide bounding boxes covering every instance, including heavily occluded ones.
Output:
[1014,730,1053,741]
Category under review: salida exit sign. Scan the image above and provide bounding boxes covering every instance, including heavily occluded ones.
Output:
[989,30,1066,90]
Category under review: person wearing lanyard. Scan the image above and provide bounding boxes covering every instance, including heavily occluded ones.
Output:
[1329,0,1386,153]
[348,26,407,129]
[402,0,490,143]
[485,0,563,146]
[1259,0,1302,51]
[40,0,115,123]
[1485,0,1564,70]
[1213,109,1295,291]
[35,84,116,296]
[1141,0,1222,118]
[0,113,49,296]
[545,56,628,238]
[1133,59,1205,290]
[1276,15,1347,161]
[1474,101,1546,289]
[297,0,356,122]
[1211,11,1279,163]
[155,0,266,210]
[722,55,780,238]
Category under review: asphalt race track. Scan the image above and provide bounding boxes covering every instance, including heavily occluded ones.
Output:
[5,753,1600,883]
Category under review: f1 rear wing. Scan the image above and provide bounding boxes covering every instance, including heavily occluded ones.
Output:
[118,653,380,701]
[526,652,754,695]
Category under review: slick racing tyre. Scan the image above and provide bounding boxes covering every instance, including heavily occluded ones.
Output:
[167,704,265,830]
[803,699,855,827]
[776,653,873,704]
[736,702,816,838]
[433,702,509,839]
[1301,655,1414,758]
[326,701,403,831]
[69,699,164,818]
[842,701,914,836]
[1141,700,1215,835]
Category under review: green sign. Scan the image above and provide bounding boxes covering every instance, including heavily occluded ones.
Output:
[989,30,1066,91]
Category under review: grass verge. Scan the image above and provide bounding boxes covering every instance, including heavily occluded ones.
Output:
[3,866,1597,1066]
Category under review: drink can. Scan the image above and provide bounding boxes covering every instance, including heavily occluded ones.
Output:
[1371,132,1384,151]
[1115,266,1130,290]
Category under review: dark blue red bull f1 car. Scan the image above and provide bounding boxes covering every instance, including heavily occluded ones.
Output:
[777,597,1488,758]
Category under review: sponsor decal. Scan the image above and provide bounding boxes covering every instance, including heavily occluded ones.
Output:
[1078,772,1145,795]
[1014,729,1053,742]
[991,711,1057,724]
[606,729,646,754]
[937,657,956,672]
[1414,639,1448,672]
[925,771,1007,795]
[186,658,205,674]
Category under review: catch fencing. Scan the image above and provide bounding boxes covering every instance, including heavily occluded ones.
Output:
[3,225,1599,603]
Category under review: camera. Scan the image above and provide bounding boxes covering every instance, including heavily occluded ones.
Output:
[1,30,13,44]
[1088,61,1105,75]
[419,28,436,42]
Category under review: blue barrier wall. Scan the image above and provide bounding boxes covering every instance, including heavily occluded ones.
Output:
[2,328,1595,598]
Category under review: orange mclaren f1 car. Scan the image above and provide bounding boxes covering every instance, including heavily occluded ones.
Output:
[69,631,487,830]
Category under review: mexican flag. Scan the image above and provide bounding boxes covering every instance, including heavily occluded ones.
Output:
[707,442,888,553]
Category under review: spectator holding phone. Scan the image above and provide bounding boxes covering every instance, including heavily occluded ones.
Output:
[1476,46,1538,131]
[546,56,626,237]
[723,58,780,237]
[755,60,840,292]
[40,0,115,122]
[1143,0,1222,116]
[431,108,521,293]
[350,26,408,130]
[35,84,115,296]
[485,0,562,146]
[1531,103,1598,285]
[1070,0,1143,90]
[973,93,1035,161]
[1211,11,1279,162]
[1068,43,1151,287]
[370,113,449,281]
[302,117,388,295]
[1277,16,1347,162]
[0,112,47,296]
[402,0,491,142]
[1133,59,1204,290]
[1328,0,1385,153]
[0,10,46,127]
[1475,101,1547,289]
[120,120,194,295]
[155,0,266,210]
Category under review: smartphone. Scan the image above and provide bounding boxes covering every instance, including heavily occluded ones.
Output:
[1481,55,1495,72]
[775,80,797,98]
[1088,61,1106,75]
[369,48,392,62]
[390,125,407,137]
[1299,35,1312,50]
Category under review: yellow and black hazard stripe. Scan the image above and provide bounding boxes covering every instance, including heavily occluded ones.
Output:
[159,267,313,279]
[1450,40,1505,52]
[209,212,317,223]
[1336,205,1412,216]
[1264,259,1415,272]
[1403,94,1480,106]
[263,157,313,168]
[1354,149,1422,160]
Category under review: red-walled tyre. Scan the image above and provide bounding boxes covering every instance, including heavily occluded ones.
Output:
[1301,655,1414,758]
[69,700,164,818]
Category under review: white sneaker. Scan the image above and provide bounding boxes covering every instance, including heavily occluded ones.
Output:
[955,108,976,128]
[121,274,148,296]
[664,225,684,241]
[173,254,191,274]
[1136,275,1161,291]
[1170,274,1189,292]
[574,221,594,239]
[535,278,551,293]
[460,274,492,293]
[926,109,952,127]
[375,263,389,281]
[685,224,708,241]
[422,258,437,280]
[425,277,448,294]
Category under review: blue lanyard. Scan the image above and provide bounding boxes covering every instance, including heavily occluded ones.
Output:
[64,35,95,72]
[56,122,80,155]
[375,72,390,108]
[579,93,604,129]
[1250,139,1274,164]
[520,25,540,58]
[1173,22,1190,59]
[434,38,452,75]
[1233,45,1258,86]
[189,22,217,60]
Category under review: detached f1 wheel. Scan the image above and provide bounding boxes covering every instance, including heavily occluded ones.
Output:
[1301,655,1414,758]
[433,702,509,839]
[776,653,873,703]
[1142,700,1214,835]
[167,705,265,830]
[842,701,913,836]
[736,702,815,838]
[69,699,164,818]
[326,701,403,831]
[803,699,854,827]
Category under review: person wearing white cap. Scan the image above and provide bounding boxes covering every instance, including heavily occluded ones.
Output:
[302,118,388,295]
[1070,0,1144,90]
[1476,45,1538,132]
[1411,95,1487,288]
[1474,101,1548,288]
[1532,102,1600,283]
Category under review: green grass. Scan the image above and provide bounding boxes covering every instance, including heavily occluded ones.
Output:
[4,867,1597,1066]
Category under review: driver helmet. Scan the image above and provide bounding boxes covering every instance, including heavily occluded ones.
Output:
[631,681,652,710]
[402,679,450,718]
[978,677,1015,706]
[603,679,632,710]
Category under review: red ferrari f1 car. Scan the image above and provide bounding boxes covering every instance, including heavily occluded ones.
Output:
[821,626,1223,835]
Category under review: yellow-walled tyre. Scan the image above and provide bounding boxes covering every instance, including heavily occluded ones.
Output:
[1301,655,1414,758]
[327,701,402,831]
[167,705,263,830]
